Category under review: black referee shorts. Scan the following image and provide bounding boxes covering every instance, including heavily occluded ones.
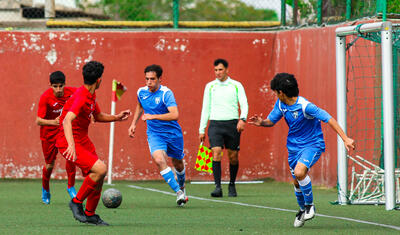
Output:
[208,119,241,151]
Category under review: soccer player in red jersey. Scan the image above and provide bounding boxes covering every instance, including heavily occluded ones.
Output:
[56,61,131,226]
[36,71,77,204]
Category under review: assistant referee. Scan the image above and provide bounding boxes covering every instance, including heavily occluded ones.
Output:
[199,58,249,197]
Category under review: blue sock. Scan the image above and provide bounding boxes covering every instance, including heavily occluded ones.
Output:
[176,167,186,189]
[298,175,313,205]
[294,186,305,210]
[160,167,180,193]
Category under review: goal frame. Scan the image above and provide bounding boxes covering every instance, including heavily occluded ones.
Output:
[335,21,396,210]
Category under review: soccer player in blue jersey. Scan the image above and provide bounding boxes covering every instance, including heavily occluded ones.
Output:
[248,73,355,228]
[128,64,188,206]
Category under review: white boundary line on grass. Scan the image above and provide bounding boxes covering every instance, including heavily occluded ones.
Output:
[190,181,263,184]
[127,184,400,231]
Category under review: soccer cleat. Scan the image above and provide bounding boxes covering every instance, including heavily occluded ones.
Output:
[293,209,305,227]
[210,187,223,197]
[304,204,315,221]
[69,199,87,223]
[42,188,51,205]
[86,214,110,226]
[67,186,77,199]
[176,190,187,206]
[228,183,237,197]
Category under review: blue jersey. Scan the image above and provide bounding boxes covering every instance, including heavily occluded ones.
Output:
[267,96,332,154]
[137,85,183,137]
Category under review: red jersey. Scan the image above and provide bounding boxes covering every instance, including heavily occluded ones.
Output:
[57,86,101,145]
[37,87,77,142]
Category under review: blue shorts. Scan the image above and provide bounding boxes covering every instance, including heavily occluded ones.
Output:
[147,134,185,160]
[288,147,323,179]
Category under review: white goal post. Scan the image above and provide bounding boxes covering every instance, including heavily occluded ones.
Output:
[335,21,396,210]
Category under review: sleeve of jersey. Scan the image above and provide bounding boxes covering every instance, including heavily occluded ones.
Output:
[266,100,283,124]
[37,95,47,118]
[164,90,178,107]
[237,82,249,120]
[69,96,85,116]
[94,103,101,115]
[199,83,211,134]
[305,103,332,123]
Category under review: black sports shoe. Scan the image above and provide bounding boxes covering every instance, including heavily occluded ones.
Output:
[86,214,110,226]
[304,204,315,221]
[69,200,87,223]
[210,187,223,197]
[294,209,305,227]
[228,183,237,197]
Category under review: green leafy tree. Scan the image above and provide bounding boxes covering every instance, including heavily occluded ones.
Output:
[180,0,277,21]
[94,0,277,21]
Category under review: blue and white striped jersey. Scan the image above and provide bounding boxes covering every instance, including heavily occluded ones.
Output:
[137,85,183,137]
[267,96,332,154]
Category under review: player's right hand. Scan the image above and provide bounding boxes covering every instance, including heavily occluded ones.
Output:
[128,125,136,138]
[54,116,60,125]
[63,145,77,162]
[248,113,263,126]
[199,134,205,143]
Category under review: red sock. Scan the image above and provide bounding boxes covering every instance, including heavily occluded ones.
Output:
[85,187,102,216]
[42,166,52,191]
[73,176,97,204]
[65,160,76,188]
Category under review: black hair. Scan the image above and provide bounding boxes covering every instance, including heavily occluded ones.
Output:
[270,73,299,98]
[214,58,228,68]
[82,61,104,85]
[49,71,65,84]
[144,64,163,78]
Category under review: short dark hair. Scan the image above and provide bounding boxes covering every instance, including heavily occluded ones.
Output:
[214,58,228,68]
[49,71,65,84]
[144,64,163,78]
[270,73,299,98]
[82,61,104,85]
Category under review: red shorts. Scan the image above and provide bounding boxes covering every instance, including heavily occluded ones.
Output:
[57,137,98,177]
[41,141,58,164]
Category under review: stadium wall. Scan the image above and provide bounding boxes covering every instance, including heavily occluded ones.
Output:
[0,25,341,186]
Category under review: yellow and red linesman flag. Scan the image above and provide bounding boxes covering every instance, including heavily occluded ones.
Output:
[112,79,127,102]
[195,143,213,173]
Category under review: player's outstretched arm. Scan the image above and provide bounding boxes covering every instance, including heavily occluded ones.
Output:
[94,110,131,123]
[327,118,355,152]
[142,106,179,121]
[36,116,59,126]
[129,103,143,138]
[63,112,77,162]
[248,114,275,127]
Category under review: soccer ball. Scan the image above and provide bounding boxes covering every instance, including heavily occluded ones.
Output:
[102,188,122,208]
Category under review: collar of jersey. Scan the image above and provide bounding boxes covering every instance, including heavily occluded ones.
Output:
[79,85,96,100]
[280,96,299,109]
[215,77,231,84]
[146,85,162,93]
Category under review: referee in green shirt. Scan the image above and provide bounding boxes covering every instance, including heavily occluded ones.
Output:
[199,58,248,197]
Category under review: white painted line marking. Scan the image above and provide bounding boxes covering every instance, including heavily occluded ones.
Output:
[190,181,263,184]
[127,184,400,231]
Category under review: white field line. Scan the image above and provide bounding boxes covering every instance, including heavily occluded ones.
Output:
[190,181,263,184]
[127,184,400,231]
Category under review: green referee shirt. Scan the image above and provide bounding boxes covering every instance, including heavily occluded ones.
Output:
[199,77,248,134]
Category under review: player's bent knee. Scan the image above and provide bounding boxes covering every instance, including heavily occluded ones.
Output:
[91,160,107,177]
[294,169,307,180]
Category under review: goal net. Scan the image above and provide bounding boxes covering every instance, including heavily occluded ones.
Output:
[335,22,400,210]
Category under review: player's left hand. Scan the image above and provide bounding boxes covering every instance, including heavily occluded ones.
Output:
[237,119,245,132]
[344,137,355,152]
[63,145,77,162]
[141,113,152,121]
[117,110,131,121]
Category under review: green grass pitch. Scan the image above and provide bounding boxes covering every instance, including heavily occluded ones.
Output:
[0,179,399,234]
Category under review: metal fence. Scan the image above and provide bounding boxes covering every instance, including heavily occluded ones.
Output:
[0,0,398,29]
